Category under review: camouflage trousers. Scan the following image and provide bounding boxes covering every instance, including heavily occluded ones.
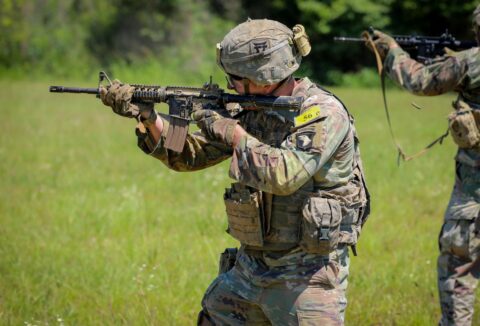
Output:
[198,245,350,325]
[438,162,480,326]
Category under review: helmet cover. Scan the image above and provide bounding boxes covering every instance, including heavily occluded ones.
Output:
[217,19,302,85]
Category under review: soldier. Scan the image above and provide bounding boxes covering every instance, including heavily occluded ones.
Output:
[365,6,480,326]
[100,19,369,325]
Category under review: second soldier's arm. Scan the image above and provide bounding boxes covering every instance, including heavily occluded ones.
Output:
[384,47,469,96]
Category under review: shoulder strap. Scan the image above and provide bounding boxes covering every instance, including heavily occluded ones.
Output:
[314,83,372,228]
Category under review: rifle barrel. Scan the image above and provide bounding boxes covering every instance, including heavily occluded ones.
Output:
[49,86,99,94]
[333,36,364,42]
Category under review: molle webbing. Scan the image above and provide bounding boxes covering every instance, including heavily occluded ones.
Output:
[242,83,370,252]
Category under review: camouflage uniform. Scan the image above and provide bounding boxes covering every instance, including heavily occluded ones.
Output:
[132,19,370,325]
[137,76,369,325]
[384,43,480,325]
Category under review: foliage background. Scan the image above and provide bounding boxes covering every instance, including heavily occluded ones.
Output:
[0,0,478,84]
[1,1,480,325]
[1,80,468,325]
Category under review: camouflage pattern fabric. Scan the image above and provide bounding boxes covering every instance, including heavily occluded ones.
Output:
[217,19,303,86]
[384,47,480,169]
[228,92,352,195]
[336,244,350,320]
[384,45,480,325]
[137,78,365,324]
[199,246,349,325]
[438,218,480,326]
[99,80,140,118]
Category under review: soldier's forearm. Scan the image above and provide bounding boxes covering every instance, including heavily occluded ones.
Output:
[145,115,163,145]
[385,47,465,96]
[232,125,247,148]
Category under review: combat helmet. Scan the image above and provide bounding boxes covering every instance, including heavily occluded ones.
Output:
[217,19,311,86]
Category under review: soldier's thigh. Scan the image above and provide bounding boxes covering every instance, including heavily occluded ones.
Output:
[439,220,472,258]
[202,272,270,326]
[262,263,342,326]
[439,218,480,259]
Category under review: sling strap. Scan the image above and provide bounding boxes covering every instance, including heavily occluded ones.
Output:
[363,32,450,164]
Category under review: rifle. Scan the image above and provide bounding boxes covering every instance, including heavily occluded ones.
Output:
[50,71,303,152]
[334,27,477,64]
[335,28,476,163]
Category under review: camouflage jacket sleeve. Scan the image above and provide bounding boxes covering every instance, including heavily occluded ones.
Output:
[229,98,350,196]
[137,113,232,171]
[384,47,468,95]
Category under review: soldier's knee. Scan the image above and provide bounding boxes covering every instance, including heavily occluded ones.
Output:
[197,309,215,326]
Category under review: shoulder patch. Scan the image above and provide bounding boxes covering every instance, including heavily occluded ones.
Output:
[294,105,321,127]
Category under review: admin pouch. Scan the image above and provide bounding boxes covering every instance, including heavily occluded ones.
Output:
[299,196,342,255]
[449,100,480,149]
[224,183,264,246]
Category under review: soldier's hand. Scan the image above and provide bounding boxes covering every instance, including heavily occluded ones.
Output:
[193,109,239,147]
[363,29,399,59]
[99,79,140,118]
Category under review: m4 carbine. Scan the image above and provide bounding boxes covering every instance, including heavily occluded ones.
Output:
[334,27,477,63]
[50,72,303,152]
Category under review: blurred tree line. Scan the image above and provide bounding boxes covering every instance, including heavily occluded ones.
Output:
[0,0,477,84]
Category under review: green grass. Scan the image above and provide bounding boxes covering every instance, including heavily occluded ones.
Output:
[0,80,476,325]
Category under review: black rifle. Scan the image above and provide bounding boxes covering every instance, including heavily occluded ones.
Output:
[50,71,303,152]
[334,27,477,63]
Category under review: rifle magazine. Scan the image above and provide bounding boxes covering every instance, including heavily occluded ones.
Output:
[165,116,189,153]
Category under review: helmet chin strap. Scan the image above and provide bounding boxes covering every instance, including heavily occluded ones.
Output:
[269,76,292,95]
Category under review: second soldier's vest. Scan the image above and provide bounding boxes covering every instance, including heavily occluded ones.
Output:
[451,48,480,167]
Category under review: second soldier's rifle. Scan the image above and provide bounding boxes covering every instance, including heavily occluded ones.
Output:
[335,28,476,163]
[334,27,477,64]
[50,71,303,152]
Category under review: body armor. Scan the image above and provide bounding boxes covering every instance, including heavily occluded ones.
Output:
[224,80,370,253]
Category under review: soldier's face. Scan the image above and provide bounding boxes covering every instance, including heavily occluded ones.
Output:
[228,77,279,95]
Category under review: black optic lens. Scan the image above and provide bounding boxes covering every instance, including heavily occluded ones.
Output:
[228,74,244,81]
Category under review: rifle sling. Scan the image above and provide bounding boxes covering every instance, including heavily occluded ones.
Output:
[364,33,449,164]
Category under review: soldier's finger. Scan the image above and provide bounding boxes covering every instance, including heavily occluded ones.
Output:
[192,110,206,121]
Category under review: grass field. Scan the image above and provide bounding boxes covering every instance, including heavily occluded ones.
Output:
[0,80,476,325]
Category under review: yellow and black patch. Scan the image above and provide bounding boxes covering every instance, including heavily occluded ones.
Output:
[294,105,321,128]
